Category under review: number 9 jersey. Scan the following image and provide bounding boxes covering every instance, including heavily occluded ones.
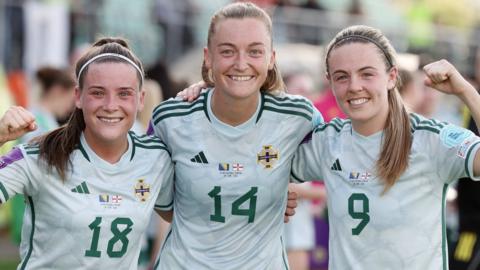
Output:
[0,132,174,269]
[291,114,480,270]
[149,89,321,270]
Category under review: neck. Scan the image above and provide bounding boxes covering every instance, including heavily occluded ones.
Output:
[84,133,129,164]
[211,89,259,126]
[351,113,388,137]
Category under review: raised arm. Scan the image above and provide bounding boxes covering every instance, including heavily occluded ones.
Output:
[0,106,37,147]
[423,59,480,130]
[423,59,480,177]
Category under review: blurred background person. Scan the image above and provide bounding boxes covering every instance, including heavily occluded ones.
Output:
[8,66,75,248]
[398,68,425,113]
[22,66,75,142]
[283,70,327,270]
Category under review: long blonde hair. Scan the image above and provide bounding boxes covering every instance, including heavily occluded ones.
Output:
[325,25,412,193]
[201,2,285,93]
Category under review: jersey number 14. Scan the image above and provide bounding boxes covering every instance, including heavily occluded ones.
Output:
[208,186,258,223]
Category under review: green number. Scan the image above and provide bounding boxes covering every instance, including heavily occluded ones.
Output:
[85,217,102,257]
[348,193,370,235]
[208,186,258,223]
[232,187,258,223]
[208,186,226,223]
[85,217,133,258]
[107,218,133,257]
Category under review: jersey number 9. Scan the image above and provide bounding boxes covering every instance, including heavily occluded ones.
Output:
[348,193,370,235]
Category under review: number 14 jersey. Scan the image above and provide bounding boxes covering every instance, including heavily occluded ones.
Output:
[150,89,320,270]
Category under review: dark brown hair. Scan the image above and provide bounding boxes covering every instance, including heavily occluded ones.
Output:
[38,37,144,180]
[36,67,75,96]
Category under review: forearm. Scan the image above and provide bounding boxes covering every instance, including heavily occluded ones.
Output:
[459,87,480,132]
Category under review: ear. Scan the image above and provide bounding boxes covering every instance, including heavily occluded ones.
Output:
[387,66,398,90]
[74,87,83,109]
[138,89,146,112]
[325,72,331,82]
[203,47,211,69]
[268,50,276,70]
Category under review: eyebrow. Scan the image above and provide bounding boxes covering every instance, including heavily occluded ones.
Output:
[332,66,377,75]
[217,42,266,48]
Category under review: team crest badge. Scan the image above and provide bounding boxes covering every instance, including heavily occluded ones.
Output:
[134,179,151,202]
[257,145,279,169]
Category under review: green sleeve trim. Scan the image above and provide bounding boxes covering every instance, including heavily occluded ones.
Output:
[441,184,448,270]
[20,196,35,270]
[263,107,312,121]
[291,170,305,183]
[153,106,204,125]
[465,141,480,178]
[0,182,9,202]
[155,200,173,209]
[263,97,313,114]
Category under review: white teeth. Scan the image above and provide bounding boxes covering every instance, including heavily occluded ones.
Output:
[230,76,253,81]
[98,117,121,123]
[349,98,368,105]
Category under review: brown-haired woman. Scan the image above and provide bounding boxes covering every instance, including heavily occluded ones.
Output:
[291,25,480,269]
[0,37,174,269]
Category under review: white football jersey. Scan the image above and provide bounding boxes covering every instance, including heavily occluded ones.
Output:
[149,89,321,270]
[0,132,174,270]
[292,114,480,270]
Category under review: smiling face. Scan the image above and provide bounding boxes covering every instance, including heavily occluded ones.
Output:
[327,42,397,134]
[75,61,144,147]
[204,18,275,101]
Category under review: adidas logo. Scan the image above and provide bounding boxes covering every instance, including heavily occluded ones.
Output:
[71,181,90,194]
[331,159,342,171]
[191,151,208,164]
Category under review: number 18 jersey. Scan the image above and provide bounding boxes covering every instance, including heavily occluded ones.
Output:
[0,132,173,269]
[150,89,320,270]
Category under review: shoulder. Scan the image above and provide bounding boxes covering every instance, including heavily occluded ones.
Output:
[314,117,351,134]
[0,144,37,170]
[261,92,315,122]
[410,113,476,150]
[409,113,448,135]
[129,132,170,156]
[151,89,210,126]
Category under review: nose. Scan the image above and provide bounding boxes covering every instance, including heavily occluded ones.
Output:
[348,75,363,92]
[103,93,118,111]
[234,51,248,71]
